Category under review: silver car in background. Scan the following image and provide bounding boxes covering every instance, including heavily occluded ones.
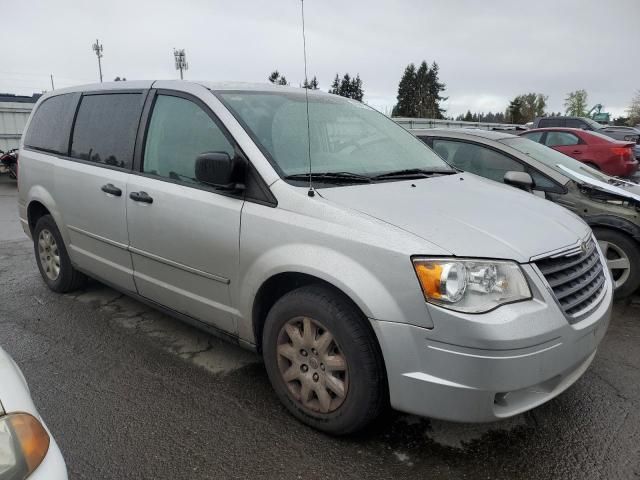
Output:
[17,81,611,434]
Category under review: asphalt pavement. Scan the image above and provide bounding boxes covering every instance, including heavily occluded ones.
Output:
[0,176,639,479]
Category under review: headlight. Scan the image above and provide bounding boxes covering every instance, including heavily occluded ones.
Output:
[0,413,50,479]
[412,258,531,313]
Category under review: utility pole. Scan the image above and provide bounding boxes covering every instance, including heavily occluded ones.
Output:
[50,74,55,90]
[173,49,188,80]
[92,39,104,83]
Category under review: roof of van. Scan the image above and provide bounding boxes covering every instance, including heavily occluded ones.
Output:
[410,128,518,141]
[40,80,334,97]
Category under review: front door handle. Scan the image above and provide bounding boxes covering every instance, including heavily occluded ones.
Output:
[129,191,153,204]
[101,183,122,196]
[572,150,582,154]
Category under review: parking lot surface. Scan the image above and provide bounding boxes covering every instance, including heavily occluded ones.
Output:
[0,177,639,479]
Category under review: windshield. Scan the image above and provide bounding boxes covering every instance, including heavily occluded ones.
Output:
[216,90,452,178]
[583,117,605,130]
[500,137,610,182]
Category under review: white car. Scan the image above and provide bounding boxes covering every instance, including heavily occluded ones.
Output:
[0,346,67,479]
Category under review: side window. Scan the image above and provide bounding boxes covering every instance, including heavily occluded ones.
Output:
[537,118,560,128]
[545,132,579,147]
[565,119,586,129]
[528,170,558,192]
[71,93,144,169]
[143,95,234,185]
[24,94,78,154]
[432,139,524,182]
[521,131,544,143]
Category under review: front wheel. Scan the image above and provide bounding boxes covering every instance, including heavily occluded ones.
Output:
[262,285,387,435]
[593,228,640,298]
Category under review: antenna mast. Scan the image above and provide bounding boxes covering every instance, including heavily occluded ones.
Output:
[300,0,314,197]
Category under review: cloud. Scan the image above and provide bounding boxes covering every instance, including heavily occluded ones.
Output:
[1,0,638,117]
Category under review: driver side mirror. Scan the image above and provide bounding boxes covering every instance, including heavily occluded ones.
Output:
[195,152,246,190]
[503,171,533,192]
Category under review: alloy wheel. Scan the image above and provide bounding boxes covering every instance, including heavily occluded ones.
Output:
[38,229,60,281]
[598,240,631,290]
[276,316,349,414]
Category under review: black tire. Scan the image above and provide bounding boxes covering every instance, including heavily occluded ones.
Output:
[33,215,87,293]
[262,285,387,435]
[593,227,640,299]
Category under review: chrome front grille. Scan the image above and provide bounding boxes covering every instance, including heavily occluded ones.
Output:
[534,239,606,319]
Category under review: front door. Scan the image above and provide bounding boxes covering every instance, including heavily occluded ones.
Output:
[126,91,243,333]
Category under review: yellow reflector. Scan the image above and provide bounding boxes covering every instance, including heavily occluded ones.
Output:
[415,262,442,299]
[8,413,50,472]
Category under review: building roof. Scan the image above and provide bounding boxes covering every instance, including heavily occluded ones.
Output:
[0,93,42,104]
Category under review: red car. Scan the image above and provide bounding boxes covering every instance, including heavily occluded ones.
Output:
[520,127,638,177]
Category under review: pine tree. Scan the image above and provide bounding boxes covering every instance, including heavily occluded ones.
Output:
[392,61,446,118]
[268,70,288,86]
[303,76,319,90]
[507,97,524,124]
[350,74,364,101]
[463,110,473,121]
[392,63,417,117]
[329,74,340,95]
[425,62,447,119]
[339,73,352,97]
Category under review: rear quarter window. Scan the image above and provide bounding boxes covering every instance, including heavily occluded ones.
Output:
[70,93,145,169]
[24,93,78,154]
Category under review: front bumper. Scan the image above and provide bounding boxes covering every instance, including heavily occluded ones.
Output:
[371,264,612,422]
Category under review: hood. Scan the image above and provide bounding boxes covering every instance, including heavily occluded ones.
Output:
[317,173,590,262]
[0,346,36,415]
[556,164,640,202]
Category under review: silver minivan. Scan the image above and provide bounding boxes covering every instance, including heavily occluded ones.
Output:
[18,81,612,434]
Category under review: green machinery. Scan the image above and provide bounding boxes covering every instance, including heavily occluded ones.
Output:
[587,104,611,124]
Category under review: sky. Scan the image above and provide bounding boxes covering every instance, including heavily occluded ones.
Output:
[2,0,639,118]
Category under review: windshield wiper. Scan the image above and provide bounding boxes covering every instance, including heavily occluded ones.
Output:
[283,172,372,184]
[371,168,455,180]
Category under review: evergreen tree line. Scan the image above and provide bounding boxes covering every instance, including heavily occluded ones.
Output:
[267,70,363,100]
[392,61,447,119]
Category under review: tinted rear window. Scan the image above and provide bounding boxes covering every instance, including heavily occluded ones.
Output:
[24,93,78,154]
[70,93,144,169]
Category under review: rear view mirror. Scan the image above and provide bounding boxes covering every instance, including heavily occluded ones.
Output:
[503,171,533,192]
[195,152,246,190]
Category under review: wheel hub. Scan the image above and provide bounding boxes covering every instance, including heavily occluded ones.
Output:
[276,316,349,414]
[38,229,60,281]
[598,240,631,290]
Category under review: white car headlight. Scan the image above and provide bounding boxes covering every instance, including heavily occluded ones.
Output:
[412,258,532,313]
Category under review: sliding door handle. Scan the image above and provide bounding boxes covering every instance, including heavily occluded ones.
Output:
[129,191,153,204]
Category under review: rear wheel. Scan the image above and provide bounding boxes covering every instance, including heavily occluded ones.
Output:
[33,215,87,293]
[593,228,640,298]
[262,285,386,435]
